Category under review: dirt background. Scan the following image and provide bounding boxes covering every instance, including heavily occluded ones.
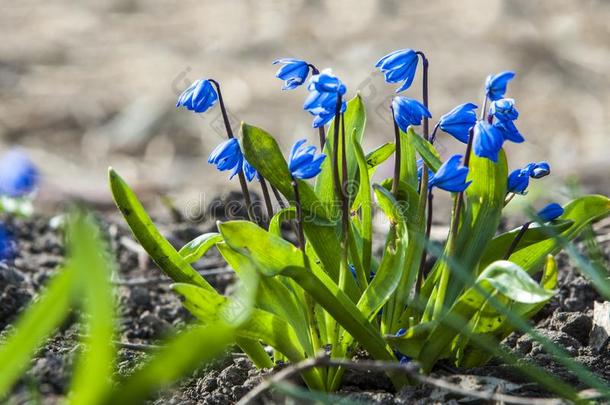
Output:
[1,0,609,220]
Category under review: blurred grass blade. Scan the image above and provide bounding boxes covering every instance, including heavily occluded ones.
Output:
[109,168,213,290]
[68,214,117,404]
[0,266,74,398]
[101,324,234,405]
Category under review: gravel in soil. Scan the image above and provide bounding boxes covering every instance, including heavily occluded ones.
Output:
[1,207,609,404]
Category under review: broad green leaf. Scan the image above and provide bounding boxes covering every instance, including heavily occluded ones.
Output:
[408,127,441,172]
[315,95,366,211]
[268,206,295,237]
[508,195,610,272]
[178,233,223,263]
[365,142,395,174]
[108,169,213,290]
[479,220,573,270]
[352,138,373,277]
[0,266,74,397]
[69,214,117,405]
[399,129,418,190]
[101,324,234,404]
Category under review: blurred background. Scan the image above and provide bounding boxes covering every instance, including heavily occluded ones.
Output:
[1,0,608,218]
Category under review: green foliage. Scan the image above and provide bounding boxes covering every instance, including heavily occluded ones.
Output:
[109,94,610,396]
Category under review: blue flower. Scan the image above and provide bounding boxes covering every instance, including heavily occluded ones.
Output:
[273,58,310,90]
[489,98,519,122]
[493,119,524,143]
[0,223,13,261]
[485,71,515,101]
[208,138,243,179]
[288,139,326,180]
[392,97,432,132]
[375,49,419,92]
[176,79,218,113]
[0,149,39,198]
[428,155,471,192]
[473,121,504,162]
[537,203,564,222]
[396,328,407,337]
[307,69,346,95]
[242,159,258,182]
[416,159,432,183]
[303,71,347,128]
[530,161,550,179]
[507,168,530,194]
[437,103,478,143]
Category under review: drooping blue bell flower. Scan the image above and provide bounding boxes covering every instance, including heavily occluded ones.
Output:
[537,203,564,222]
[473,121,504,162]
[307,69,346,95]
[416,159,433,183]
[489,98,519,122]
[437,103,478,143]
[485,71,515,101]
[288,139,326,180]
[507,168,530,194]
[208,138,243,179]
[375,49,419,92]
[493,119,524,143]
[0,149,39,198]
[176,79,218,113]
[392,97,432,132]
[0,223,13,261]
[273,58,310,90]
[428,155,471,192]
[530,161,550,179]
[242,159,258,182]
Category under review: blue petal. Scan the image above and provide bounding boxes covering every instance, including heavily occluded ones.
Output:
[0,149,39,198]
[537,203,564,222]
[473,122,504,162]
[485,71,516,101]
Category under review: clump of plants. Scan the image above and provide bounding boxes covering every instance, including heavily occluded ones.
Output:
[109,48,610,394]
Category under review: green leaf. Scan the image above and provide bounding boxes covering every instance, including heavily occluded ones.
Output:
[101,324,234,404]
[69,214,117,405]
[408,127,441,172]
[178,233,223,263]
[0,265,74,397]
[268,207,296,237]
[399,129,418,190]
[479,220,573,270]
[352,138,373,277]
[108,169,213,290]
[315,95,366,210]
[365,142,395,173]
[508,195,610,272]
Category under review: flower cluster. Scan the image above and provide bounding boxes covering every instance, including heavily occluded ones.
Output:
[303,69,347,128]
[508,161,551,194]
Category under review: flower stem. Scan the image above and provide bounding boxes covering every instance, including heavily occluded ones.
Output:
[391,106,401,197]
[209,79,255,223]
[503,221,531,260]
[416,51,430,140]
[429,123,440,144]
[259,177,274,223]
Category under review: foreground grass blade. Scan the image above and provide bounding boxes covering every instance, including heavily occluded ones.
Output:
[108,168,213,290]
[68,214,117,405]
[100,324,234,404]
[0,266,74,398]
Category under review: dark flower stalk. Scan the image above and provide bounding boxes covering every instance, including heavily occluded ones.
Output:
[503,221,531,260]
[258,177,274,223]
[209,79,255,222]
[391,106,401,197]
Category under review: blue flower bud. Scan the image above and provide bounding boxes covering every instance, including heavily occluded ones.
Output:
[493,119,524,143]
[273,58,310,90]
[176,79,218,114]
[307,69,346,95]
[396,328,407,337]
[485,71,515,101]
[428,154,471,192]
[0,149,39,198]
[288,139,326,180]
[529,161,550,179]
[0,223,13,261]
[489,98,519,122]
[507,168,530,194]
[392,97,432,132]
[473,121,504,162]
[375,49,419,92]
[437,102,478,143]
[537,203,564,222]
[242,159,258,182]
[208,138,243,179]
